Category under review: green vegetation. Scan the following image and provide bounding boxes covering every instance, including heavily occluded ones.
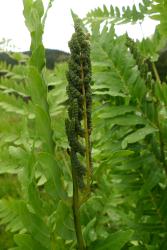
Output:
[0,0,167,249]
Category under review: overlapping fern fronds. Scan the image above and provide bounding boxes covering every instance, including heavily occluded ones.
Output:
[87,15,167,248]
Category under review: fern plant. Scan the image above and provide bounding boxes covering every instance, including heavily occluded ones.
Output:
[0,0,167,249]
[0,1,68,249]
[83,1,167,249]
[0,1,91,250]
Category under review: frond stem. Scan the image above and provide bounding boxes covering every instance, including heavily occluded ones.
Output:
[72,163,86,250]
[152,62,161,83]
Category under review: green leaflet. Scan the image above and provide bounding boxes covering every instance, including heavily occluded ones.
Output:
[93,71,126,95]
[8,146,27,161]
[23,0,44,35]
[14,234,47,250]
[30,45,45,71]
[0,199,24,233]
[35,105,54,153]
[0,91,31,116]
[19,203,50,249]
[22,151,44,216]
[52,201,75,240]
[88,230,133,250]
[27,66,47,109]
[83,217,97,243]
[23,3,44,61]
[139,164,163,197]
[122,126,158,149]
[97,106,135,119]
[108,114,146,126]
[37,152,66,200]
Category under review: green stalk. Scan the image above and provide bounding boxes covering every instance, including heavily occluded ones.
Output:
[152,62,161,83]
[72,165,86,250]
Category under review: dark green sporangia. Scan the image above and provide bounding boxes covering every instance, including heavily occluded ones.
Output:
[65,18,92,249]
[125,34,152,85]
[126,34,167,174]
[65,19,92,190]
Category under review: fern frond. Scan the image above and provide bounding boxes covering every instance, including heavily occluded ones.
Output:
[150,0,167,36]
[90,18,167,247]
[0,199,25,233]
[0,91,34,117]
[12,233,47,250]
[91,25,146,101]
[86,1,151,25]
[0,60,13,76]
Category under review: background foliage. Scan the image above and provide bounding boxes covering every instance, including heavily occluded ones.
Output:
[0,0,167,249]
